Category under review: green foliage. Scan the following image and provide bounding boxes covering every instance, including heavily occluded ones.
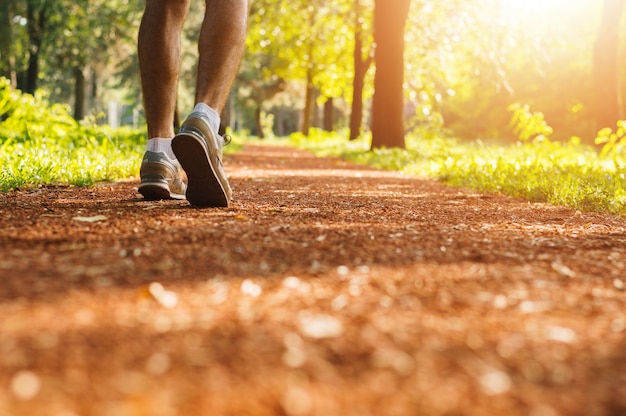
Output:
[403,0,600,141]
[246,0,358,102]
[595,121,626,162]
[279,126,626,216]
[0,0,143,115]
[0,78,143,191]
[508,103,554,142]
[421,137,626,215]
[0,0,609,143]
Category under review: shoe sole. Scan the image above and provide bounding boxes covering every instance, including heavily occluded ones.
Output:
[138,182,185,200]
[172,130,229,207]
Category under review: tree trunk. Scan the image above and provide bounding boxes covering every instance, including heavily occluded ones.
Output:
[275,109,285,136]
[370,0,411,149]
[25,0,48,94]
[301,70,314,136]
[323,97,334,132]
[89,67,98,116]
[311,89,320,129]
[0,0,17,87]
[593,0,625,132]
[25,51,40,95]
[73,67,86,120]
[349,0,373,140]
[255,105,265,139]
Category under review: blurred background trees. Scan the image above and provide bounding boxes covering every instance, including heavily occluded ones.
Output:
[0,0,623,148]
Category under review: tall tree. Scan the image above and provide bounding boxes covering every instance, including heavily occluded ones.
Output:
[43,0,142,119]
[0,0,17,87]
[301,31,316,136]
[593,0,625,131]
[236,56,286,137]
[246,0,354,136]
[370,0,411,149]
[25,0,50,94]
[323,97,334,131]
[349,0,374,140]
[298,0,353,135]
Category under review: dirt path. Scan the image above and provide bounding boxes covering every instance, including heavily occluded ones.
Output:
[1,144,625,416]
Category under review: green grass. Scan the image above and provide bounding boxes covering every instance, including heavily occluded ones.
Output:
[0,126,144,191]
[0,78,144,191]
[260,127,626,216]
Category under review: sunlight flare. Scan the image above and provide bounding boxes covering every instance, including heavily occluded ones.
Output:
[501,0,589,14]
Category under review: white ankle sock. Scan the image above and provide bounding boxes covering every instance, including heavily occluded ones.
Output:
[193,103,221,134]
[147,137,176,160]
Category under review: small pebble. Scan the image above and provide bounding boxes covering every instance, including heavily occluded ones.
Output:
[297,312,344,339]
[10,370,40,400]
[240,279,262,297]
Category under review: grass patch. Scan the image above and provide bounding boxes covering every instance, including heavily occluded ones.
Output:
[0,79,144,191]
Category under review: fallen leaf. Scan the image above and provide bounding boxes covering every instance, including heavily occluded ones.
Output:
[551,261,576,278]
[72,215,107,223]
[480,369,512,396]
[297,312,344,339]
[545,326,577,343]
[147,282,178,308]
[10,370,40,400]
[241,279,262,297]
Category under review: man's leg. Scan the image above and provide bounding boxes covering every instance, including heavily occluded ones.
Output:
[138,0,190,140]
[195,0,249,112]
[137,0,191,200]
[171,0,249,207]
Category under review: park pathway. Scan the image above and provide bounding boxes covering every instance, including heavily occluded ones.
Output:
[0,143,625,415]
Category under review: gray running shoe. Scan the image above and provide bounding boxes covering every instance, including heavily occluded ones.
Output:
[171,111,232,207]
[138,151,187,200]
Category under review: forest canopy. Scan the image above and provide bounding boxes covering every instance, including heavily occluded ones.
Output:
[0,0,624,147]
